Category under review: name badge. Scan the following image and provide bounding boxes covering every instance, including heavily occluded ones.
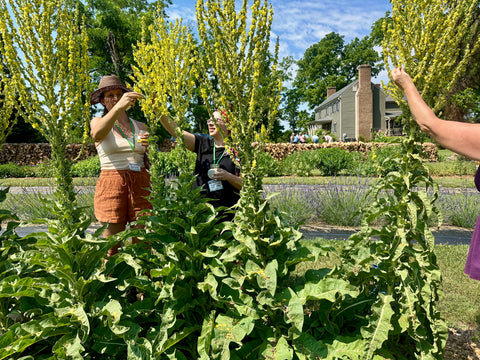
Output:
[208,179,223,192]
[129,163,141,172]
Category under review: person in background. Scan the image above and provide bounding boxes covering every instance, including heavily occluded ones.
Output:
[299,133,306,144]
[158,110,242,221]
[392,66,480,281]
[292,133,299,144]
[323,134,333,143]
[90,75,151,256]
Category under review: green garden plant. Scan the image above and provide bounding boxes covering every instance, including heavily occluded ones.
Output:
[0,0,91,226]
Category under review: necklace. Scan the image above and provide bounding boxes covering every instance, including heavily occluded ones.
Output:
[114,119,135,152]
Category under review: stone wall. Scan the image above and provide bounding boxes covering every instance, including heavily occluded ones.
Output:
[261,142,438,162]
[0,141,438,165]
[0,140,175,165]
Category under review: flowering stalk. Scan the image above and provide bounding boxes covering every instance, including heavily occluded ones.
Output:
[382,0,479,123]
[196,0,282,206]
[132,6,198,194]
[0,0,91,219]
[348,1,480,356]
[0,71,16,147]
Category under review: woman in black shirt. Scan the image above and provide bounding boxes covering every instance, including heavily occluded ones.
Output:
[159,110,242,216]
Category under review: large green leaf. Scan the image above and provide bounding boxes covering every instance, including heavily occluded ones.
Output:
[260,336,293,360]
[360,294,395,359]
[297,278,359,303]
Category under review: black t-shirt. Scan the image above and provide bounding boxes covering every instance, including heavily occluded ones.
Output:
[193,134,240,209]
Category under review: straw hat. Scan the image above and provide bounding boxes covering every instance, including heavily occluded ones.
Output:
[90,75,132,105]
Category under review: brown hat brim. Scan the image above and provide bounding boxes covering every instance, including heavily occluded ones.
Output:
[90,84,133,105]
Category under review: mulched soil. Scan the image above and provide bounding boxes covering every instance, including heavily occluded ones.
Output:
[445,327,480,359]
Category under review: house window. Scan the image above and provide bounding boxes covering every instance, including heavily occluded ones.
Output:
[325,107,328,115]
[336,102,339,112]
[333,122,337,133]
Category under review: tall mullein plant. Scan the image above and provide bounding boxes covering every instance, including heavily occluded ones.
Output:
[0,69,16,147]
[0,0,91,223]
[132,10,198,193]
[196,0,282,208]
[332,0,480,357]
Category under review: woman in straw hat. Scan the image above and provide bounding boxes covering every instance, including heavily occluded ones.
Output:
[90,75,151,256]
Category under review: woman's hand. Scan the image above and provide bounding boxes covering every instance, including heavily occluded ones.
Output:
[137,131,150,147]
[116,92,144,111]
[211,168,229,181]
[391,67,413,91]
[212,168,243,190]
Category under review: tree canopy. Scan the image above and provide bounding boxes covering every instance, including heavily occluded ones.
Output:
[84,0,172,82]
[293,32,383,110]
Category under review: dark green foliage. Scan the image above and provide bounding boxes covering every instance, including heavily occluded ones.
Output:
[71,156,101,177]
[314,147,355,176]
[280,148,357,176]
[256,151,281,177]
[152,146,196,177]
[280,150,318,176]
[0,163,35,178]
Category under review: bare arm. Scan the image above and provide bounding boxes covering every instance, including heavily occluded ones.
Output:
[392,67,480,160]
[159,114,196,152]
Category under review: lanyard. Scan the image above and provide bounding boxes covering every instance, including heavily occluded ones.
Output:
[213,143,227,165]
[115,119,135,152]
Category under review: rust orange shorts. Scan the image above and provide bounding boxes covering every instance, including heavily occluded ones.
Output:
[94,168,152,223]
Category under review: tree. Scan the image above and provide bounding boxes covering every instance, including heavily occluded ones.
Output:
[84,0,171,81]
[0,68,16,146]
[294,32,382,109]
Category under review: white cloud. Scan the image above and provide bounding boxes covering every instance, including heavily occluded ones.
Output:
[270,0,390,60]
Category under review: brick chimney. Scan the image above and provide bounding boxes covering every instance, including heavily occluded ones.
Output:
[327,86,336,98]
[355,64,373,140]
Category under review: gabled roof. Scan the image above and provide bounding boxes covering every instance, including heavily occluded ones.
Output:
[314,80,358,112]
[314,80,388,112]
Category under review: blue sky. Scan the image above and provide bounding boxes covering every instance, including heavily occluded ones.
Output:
[165,0,392,83]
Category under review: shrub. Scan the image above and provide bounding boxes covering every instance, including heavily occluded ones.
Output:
[280,150,318,176]
[0,163,35,178]
[362,144,403,176]
[257,150,281,177]
[71,156,101,177]
[426,161,476,176]
[153,146,196,177]
[315,147,355,176]
[33,158,55,177]
[437,188,480,228]
[263,183,314,226]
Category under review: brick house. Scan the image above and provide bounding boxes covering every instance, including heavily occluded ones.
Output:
[308,64,402,141]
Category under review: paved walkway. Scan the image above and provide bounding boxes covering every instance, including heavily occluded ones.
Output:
[2,185,475,245]
[7,222,473,245]
[300,224,473,245]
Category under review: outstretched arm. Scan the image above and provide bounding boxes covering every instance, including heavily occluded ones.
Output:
[159,114,196,152]
[392,67,480,160]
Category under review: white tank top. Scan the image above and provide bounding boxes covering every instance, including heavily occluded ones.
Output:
[95,119,145,170]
